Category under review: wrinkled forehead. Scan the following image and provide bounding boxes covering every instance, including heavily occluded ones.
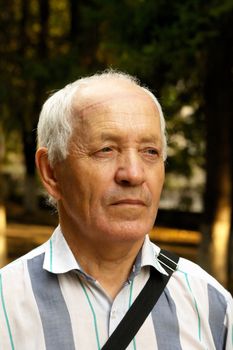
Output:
[71,79,158,120]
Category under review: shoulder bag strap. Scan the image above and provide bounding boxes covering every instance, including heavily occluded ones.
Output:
[101,249,179,350]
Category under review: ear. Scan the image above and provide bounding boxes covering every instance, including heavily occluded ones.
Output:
[35,147,62,201]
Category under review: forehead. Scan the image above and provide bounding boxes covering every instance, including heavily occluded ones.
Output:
[71,79,161,139]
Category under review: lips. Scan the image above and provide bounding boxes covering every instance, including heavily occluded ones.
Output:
[112,199,145,205]
[107,190,152,207]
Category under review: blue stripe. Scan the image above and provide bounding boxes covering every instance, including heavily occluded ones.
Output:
[151,288,182,349]
[0,274,15,350]
[208,284,228,349]
[27,254,75,350]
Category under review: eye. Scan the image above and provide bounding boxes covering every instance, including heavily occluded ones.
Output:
[146,148,158,155]
[93,146,115,159]
[100,147,113,153]
[141,147,160,160]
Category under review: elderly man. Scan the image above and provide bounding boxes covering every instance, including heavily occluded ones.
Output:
[0,71,232,349]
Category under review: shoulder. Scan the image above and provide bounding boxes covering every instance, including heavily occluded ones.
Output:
[0,240,48,279]
[0,241,49,320]
[173,257,233,346]
[178,258,231,298]
[172,256,233,322]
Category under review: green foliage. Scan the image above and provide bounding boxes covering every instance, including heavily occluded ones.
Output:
[0,0,232,186]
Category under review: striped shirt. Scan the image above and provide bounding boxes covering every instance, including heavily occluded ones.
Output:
[0,226,232,349]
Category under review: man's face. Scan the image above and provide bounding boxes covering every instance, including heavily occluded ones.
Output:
[55,80,165,244]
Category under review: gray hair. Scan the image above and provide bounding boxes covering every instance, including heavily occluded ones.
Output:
[37,70,167,167]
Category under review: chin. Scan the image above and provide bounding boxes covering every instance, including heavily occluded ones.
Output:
[97,221,153,243]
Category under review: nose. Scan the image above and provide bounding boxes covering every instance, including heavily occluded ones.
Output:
[115,151,145,186]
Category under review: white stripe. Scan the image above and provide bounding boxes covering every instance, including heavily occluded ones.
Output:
[0,260,46,350]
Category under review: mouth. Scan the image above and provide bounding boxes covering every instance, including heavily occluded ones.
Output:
[112,199,146,206]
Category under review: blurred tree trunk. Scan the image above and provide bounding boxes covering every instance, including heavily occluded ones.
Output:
[0,203,6,268]
[199,12,233,287]
[21,0,50,213]
[227,111,233,294]
[0,129,6,267]
[22,129,38,213]
[228,201,233,295]
[69,0,80,42]
[18,0,36,213]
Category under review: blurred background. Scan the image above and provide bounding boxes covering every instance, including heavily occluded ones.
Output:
[0,0,232,294]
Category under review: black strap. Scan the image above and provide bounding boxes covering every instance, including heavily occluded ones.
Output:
[101,249,179,350]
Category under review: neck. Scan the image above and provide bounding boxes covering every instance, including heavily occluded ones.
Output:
[78,246,141,299]
[60,222,144,299]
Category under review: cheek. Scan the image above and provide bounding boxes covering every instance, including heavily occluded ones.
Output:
[150,167,165,198]
[59,174,89,211]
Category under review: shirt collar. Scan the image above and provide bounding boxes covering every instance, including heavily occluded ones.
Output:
[135,234,168,276]
[43,226,81,273]
[43,226,168,276]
